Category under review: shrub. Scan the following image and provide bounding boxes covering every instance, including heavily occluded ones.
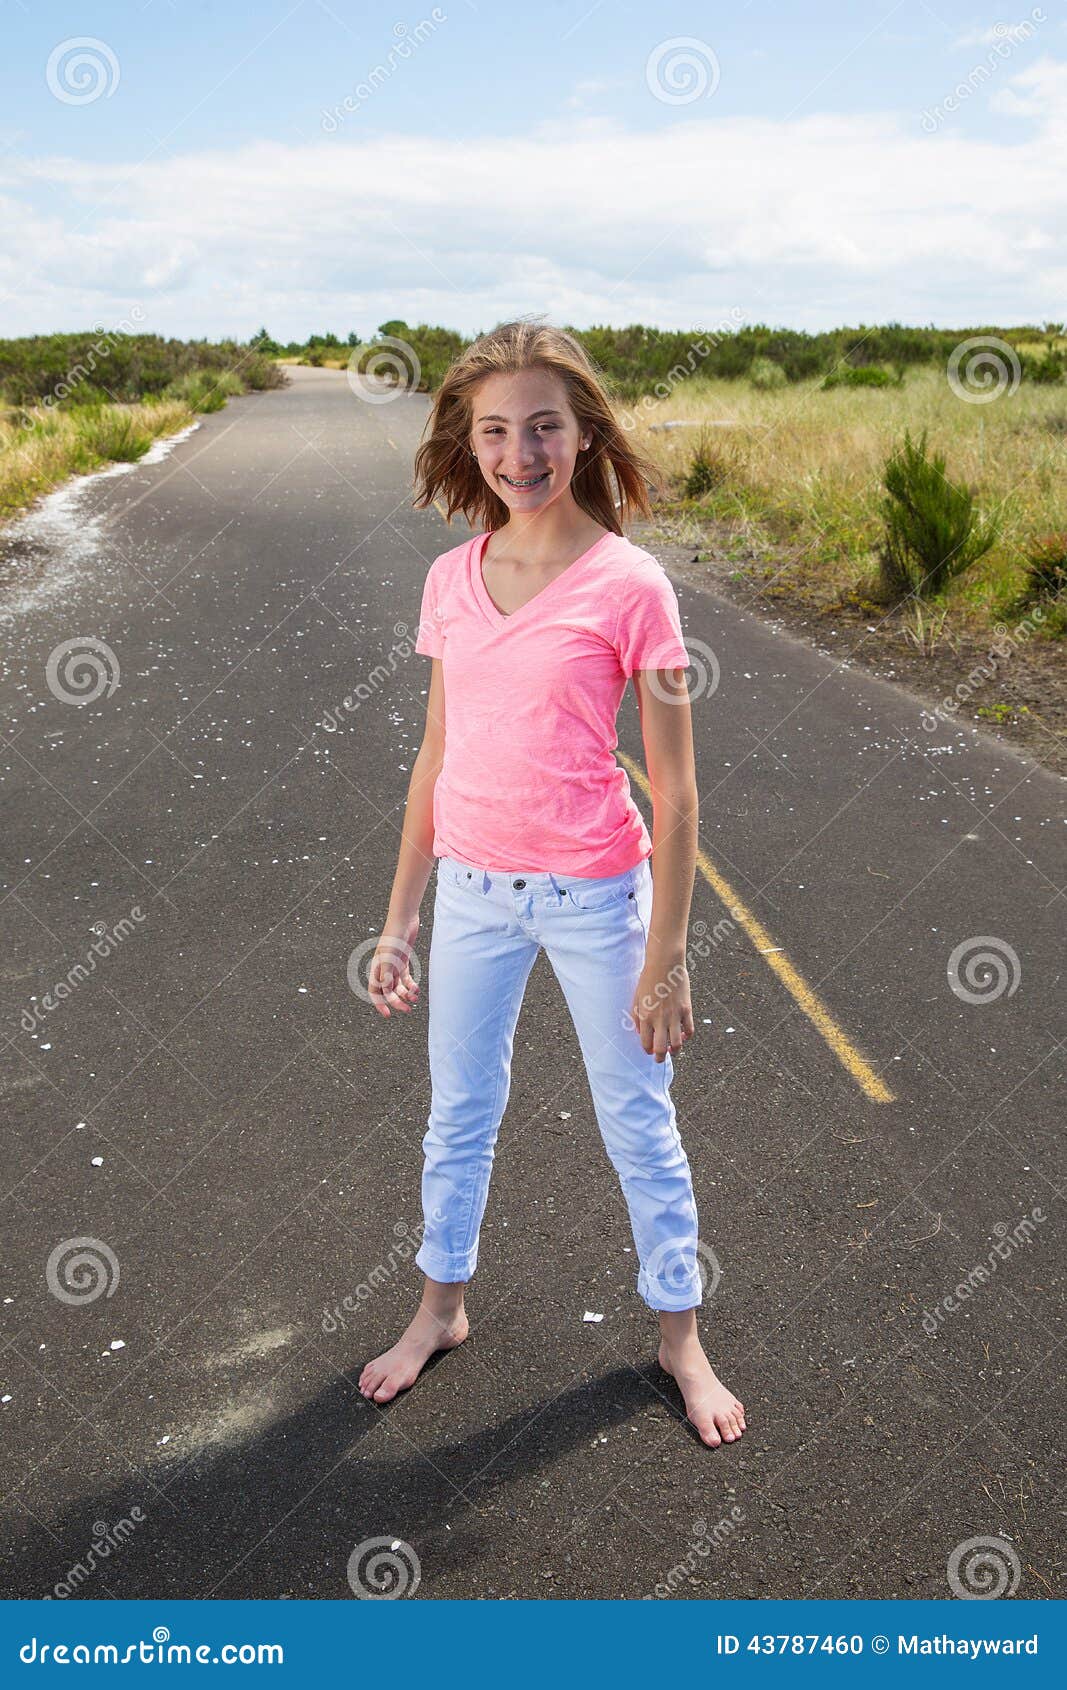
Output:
[1019,350,1066,385]
[74,407,154,463]
[875,427,999,601]
[1018,532,1067,605]
[747,356,787,391]
[683,428,731,498]
[821,365,897,390]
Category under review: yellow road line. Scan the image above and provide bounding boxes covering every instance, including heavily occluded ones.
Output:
[619,751,896,1103]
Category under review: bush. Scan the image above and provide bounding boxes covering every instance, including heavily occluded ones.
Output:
[683,428,731,498]
[821,365,897,390]
[1018,532,1067,605]
[875,427,1000,602]
[74,407,154,463]
[747,356,787,391]
[1019,350,1065,385]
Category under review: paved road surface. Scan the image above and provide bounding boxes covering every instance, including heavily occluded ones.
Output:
[1,366,1062,1599]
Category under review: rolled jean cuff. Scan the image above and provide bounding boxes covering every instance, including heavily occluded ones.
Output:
[639,1268,704,1312]
[415,1242,478,1283]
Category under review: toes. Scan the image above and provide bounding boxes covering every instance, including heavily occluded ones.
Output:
[700,1423,721,1447]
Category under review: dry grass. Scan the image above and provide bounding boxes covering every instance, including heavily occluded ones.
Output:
[0,398,196,525]
[634,367,1067,631]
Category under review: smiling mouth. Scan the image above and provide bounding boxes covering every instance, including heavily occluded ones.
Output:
[500,471,550,489]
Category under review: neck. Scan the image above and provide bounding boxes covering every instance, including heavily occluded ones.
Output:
[492,492,604,563]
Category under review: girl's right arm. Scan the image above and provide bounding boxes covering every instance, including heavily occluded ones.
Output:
[388,657,445,918]
[368,658,445,1016]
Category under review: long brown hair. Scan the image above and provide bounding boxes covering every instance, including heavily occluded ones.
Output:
[412,317,663,535]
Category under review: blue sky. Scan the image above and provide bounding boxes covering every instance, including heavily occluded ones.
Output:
[1,0,1063,339]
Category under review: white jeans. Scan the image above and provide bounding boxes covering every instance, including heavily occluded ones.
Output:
[414,852,704,1311]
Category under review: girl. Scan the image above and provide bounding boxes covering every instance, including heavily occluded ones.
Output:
[360,321,745,1450]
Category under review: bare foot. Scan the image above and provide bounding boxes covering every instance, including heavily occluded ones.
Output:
[358,1302,469,1403]
[658,1337,746,1448]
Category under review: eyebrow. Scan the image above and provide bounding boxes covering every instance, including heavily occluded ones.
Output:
[474,408,565,423]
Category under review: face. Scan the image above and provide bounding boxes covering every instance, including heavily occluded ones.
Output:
[469,366,592,513]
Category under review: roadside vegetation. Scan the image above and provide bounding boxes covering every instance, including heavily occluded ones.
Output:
[0,334,285,522]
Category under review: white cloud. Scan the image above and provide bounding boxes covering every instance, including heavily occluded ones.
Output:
[4,59,1066,338]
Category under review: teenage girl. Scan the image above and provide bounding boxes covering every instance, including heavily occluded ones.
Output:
[360,321,745,1450]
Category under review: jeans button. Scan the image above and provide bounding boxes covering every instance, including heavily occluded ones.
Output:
[513,878,526,889]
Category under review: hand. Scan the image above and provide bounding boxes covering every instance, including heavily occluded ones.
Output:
[368,912,421,1018]
[630,956,695,1063]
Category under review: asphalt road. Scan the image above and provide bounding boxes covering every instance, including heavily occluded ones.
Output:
[1,365,1063,1600]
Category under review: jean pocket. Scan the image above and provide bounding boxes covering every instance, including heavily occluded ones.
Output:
[562,870,636,912]
[438,858,487,897]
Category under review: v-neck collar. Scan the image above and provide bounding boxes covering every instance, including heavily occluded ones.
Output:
[470,528,612,629]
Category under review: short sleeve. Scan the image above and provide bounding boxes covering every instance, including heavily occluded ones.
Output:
[414,561,445,657]
[613,559,690,677]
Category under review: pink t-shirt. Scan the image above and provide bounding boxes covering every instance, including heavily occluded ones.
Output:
[414,528,691,875]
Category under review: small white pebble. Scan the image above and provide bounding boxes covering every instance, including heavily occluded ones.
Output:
[90,1156,103,1166]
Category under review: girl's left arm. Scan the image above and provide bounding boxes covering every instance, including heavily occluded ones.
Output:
[631,666,699,1059]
